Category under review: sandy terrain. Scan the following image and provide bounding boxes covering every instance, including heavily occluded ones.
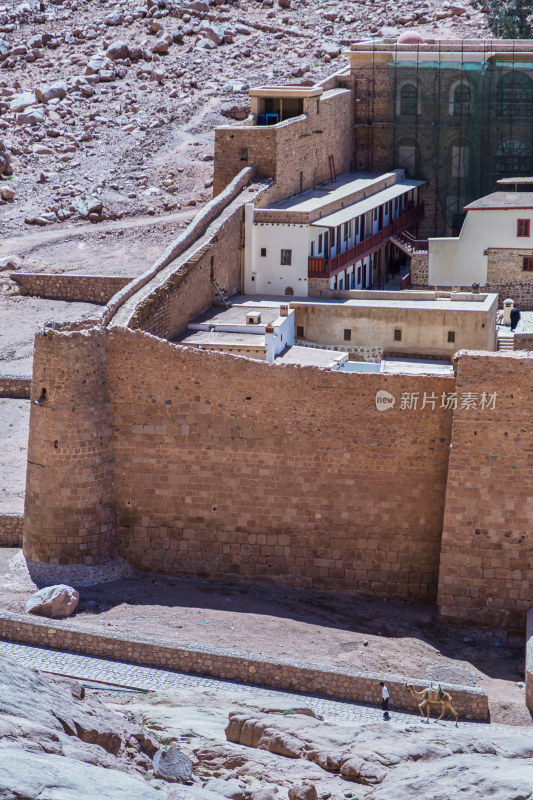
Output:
[1,549,530,726]
[0,401,29,513]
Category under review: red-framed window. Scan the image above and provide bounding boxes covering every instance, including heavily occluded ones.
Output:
[517,219,530,237]
[523,257,533,271]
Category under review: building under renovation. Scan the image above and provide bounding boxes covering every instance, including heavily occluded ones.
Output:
[215,35,533,239]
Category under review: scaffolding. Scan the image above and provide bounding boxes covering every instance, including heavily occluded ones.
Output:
[353,41,533,235]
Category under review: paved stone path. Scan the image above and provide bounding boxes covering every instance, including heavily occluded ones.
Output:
[0,639,484,729]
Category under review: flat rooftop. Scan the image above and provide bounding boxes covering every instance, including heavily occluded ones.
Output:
[273,345,344,368]
[176,330,266,347]
[236,293,497,313]
[266,171,399,214]
[312,179,423,228]
[183,305,281,328]
[465,192,533,210]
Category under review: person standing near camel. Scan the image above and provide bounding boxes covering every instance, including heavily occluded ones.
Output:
[380,681,390,720]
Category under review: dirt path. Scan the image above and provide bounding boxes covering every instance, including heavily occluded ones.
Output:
[0,207,199,260]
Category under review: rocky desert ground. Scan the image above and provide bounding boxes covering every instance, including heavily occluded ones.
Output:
[1,654,533,800]
[2,0,533,798]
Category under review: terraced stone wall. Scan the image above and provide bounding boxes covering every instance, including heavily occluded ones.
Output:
[0,513,23,546]
[11,273,132,304]
[0,375,31,399]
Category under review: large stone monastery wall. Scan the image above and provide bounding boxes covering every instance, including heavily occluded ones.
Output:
[438,351,533,631]
[108,331,453,602]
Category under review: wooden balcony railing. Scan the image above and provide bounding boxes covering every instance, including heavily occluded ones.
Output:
[308,202,425,278]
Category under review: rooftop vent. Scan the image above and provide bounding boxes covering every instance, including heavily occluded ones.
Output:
[280,304,289,317]
[246,312,261,325]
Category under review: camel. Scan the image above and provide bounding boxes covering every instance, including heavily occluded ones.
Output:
[405,683,459,727]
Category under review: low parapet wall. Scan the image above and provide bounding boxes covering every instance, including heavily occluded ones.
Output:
[0,610,488,720]
[0,514,23,546]
[104,166,257,328]
[0,375,31,399]
[10,274,132,305]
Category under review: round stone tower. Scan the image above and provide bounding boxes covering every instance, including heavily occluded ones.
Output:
[23,327,119,577]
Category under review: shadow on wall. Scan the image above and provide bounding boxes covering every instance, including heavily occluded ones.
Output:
[75,572,524,683]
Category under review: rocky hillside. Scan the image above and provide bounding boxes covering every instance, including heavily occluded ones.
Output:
[1,650,532,799]
[0,0,489,239]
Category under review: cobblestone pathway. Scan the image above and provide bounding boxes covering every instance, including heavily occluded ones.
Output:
[0,639,490,730]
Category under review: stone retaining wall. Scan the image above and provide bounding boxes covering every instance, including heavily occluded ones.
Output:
[514,334,533,351]
[0,610,488,720]
[0,514,23,546]
[10,274,132,305]
[526,608,533,714]
[0,375,31,399]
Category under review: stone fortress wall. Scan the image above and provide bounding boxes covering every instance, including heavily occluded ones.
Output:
[19,50,533,635]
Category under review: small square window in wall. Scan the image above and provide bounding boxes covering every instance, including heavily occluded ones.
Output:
[240,148,248,161]
[394,329,402,341]
[343,329,352,341]
[281,249,292,266]
[296,325,304,338]
[523,257,533,271]
[517,219,530,237]
[260,247,267,257]
[448,330,455,343]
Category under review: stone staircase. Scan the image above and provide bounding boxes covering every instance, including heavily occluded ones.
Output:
[497,332,514,351]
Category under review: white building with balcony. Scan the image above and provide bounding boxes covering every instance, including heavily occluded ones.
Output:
[243,170,425,297]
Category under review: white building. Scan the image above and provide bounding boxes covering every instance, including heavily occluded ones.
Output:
[429,179,533,290]
[244,170,425,297]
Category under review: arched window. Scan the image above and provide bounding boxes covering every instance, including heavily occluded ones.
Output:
[450,82,471,116]
[495,139,532,178]
[399,83,418,116]
[396,137,419,178]
[498,72,533,117]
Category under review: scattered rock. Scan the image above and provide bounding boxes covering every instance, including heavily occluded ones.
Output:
[26,584,80,618]
[288,785,318,800]
[153,745,193,783]
[106,40,130,60]
[35,82,67,104]
[9,91,39,112]
[73,195,104,218]
[0,140,11,176]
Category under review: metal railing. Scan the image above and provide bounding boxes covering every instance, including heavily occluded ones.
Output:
[308,203,425,277]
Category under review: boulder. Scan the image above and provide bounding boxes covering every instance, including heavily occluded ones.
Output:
[73,195,103,217]
[221,105,250,121]
[288,785,317,800]
[35,82,67,104]
[9,91,39,112]
[17,107,46,125]
[26,584,79,618]
[199,22,226,44]
[153,746,193,783]
[0,140,11,175]
[0,185,15,201]
[0,256,22,271]
[106,40,130,60]
[86,55,113,75]
[0,748,163,800]
[106,11,124,25]
[152,39,169,54]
